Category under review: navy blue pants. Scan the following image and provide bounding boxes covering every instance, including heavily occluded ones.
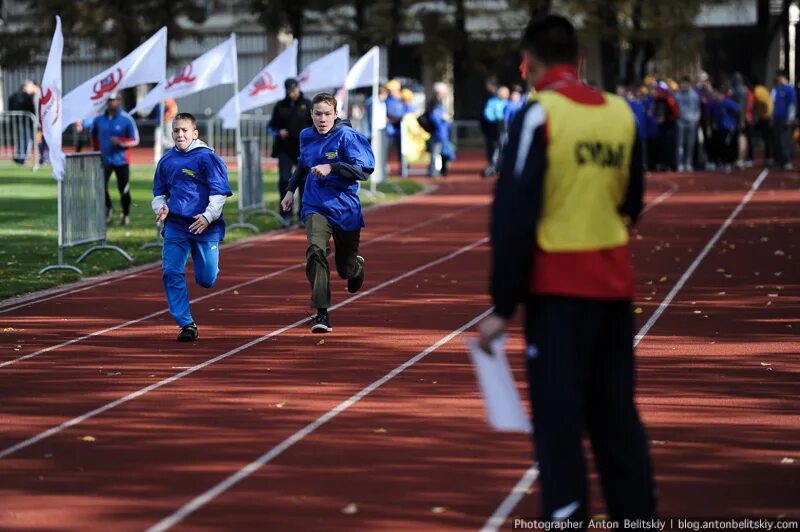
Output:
[523,295,657,521]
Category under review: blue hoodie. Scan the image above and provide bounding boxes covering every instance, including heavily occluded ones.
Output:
[291,119,375,231]
[153,140,233,241]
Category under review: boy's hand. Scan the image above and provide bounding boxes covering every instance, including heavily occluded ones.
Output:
[280,191,294,213]
[189,214,210,234]
[155,205,169,223]
[311,164,332,178]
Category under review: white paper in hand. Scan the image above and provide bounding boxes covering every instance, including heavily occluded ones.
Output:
[466,335,531,433]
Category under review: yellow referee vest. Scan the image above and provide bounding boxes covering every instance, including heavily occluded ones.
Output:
[532,91,636,252]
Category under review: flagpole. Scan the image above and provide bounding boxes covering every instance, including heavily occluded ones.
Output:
[231,33,244,220]
[370,47,381,195]
[154,97,164,164]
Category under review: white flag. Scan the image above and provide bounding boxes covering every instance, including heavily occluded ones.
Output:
[132,35,237,116]
[61,27,167,131]
[218,40,298,129]
[40,16,65,180]
[299,45,349,94]
[345,46,379,90]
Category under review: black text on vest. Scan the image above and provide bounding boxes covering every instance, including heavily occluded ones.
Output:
[574,141,625,167]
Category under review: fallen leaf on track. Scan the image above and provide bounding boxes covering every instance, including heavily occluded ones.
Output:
[374,428,388,434]
[341,503,358,514]
[634,307,643,314]
[781,458,795,465]
[275,402,287,408]
[317,339,325,346]
[81,436,96,442]
[432,507,447,514]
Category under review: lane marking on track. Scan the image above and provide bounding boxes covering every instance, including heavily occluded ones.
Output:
[634,169,768,346]
[481,169,768,531]
[0,233,292,315]
[642,178,679,215]
[0,236,488,460]
[0,205,478,370]
[147,307,495,532]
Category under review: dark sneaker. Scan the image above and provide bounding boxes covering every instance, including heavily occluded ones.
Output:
[177,323,198,342]
[310,313,332,333]
[347,256,365,293]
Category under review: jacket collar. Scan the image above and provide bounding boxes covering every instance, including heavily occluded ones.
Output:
[534,65,580,92]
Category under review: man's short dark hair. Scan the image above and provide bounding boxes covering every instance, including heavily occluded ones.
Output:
[522,14,578,65]
[173,112,197,128]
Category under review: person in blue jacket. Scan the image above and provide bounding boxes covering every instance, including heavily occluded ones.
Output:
[280,93,375,333]
[91,91,139,226]
[425,82,455,177]
[707,88,741,170]
[152,112,232,341]
[772,70,797,169]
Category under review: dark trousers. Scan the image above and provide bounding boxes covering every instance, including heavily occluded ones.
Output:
[305,214,363,309]
[772,118,791,166]
[104,164,131,216]
[277,152,302,222]
[523,295,656,521]
[755,119,773,163]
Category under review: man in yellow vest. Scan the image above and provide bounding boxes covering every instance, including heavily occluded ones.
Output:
[478,14,656,522]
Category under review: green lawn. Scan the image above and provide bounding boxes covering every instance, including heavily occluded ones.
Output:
[0,162,421,300]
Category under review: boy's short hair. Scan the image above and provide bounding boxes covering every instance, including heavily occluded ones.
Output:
[522,14,578,66]
[173,112,198,128]
[311,93,338,112]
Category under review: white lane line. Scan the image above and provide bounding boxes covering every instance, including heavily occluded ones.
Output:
[147,307,495,532]
[0,232,293,315]
[0,236,488,460]
[481,169,769,530]
[634,168,768,346]
[641,178,679,215]
[0,205,477,370]
[480,465,540,532]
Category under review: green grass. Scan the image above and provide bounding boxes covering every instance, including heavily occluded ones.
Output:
[0,162,422,301]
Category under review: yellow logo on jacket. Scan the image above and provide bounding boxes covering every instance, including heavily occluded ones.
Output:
[325,151,337,160]
[181,168,196,177]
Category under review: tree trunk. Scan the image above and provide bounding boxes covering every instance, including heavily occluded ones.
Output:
[354,0,368,55]
[452,0,469,119]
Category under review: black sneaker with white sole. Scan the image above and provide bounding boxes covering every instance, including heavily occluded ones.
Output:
[347,256,365,293]
[177,323,199,342]
[310,313,332,333]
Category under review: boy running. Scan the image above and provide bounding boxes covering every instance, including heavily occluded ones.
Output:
[281,93,375,333]
[152,112,232,341]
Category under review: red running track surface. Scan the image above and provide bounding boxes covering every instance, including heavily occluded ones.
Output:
[0,154,798,530]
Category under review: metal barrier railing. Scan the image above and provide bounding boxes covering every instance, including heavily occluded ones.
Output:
[0,111,40,170]
[40,153,133,274]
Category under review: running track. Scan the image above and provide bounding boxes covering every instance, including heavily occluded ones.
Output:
[1,155,798,530]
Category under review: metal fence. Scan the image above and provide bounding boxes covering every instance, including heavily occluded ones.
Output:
[40,153,133,274]
[200,115,272,163]
[0,111,40,170]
